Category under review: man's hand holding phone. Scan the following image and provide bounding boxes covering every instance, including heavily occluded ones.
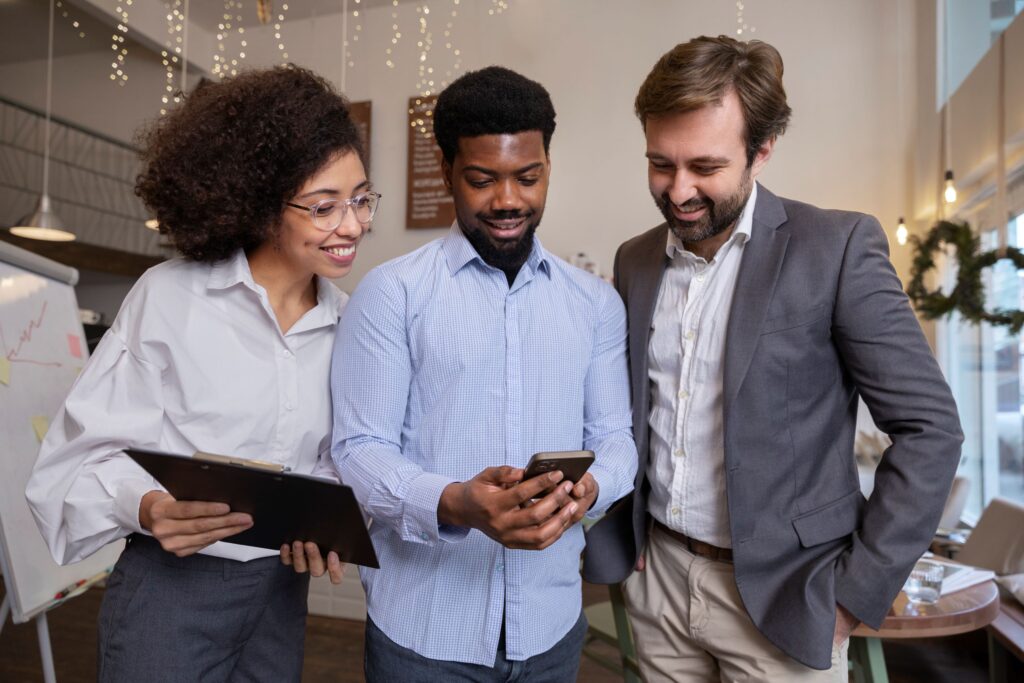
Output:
[567,472,599,524]
[438,466,578,550]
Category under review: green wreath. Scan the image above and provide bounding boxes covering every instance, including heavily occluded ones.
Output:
[906,220,1024,334]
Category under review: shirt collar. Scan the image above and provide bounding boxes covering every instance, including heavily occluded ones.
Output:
[442,222,551,279]
[312,275,345,324]
[665,182,758,260]
[207,249,258,291]
[206,249,343,325]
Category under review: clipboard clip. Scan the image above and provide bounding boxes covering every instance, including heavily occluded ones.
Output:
[193,451,291,473]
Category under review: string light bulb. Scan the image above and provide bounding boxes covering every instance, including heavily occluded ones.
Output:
[943,169,957,204]
[896,217,908,246]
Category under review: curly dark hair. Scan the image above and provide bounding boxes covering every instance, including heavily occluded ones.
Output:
[135,65,364,261]
[432,66,556,164]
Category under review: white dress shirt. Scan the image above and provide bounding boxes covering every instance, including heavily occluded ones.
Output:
[26,250,347,564]
[646,184,757,548]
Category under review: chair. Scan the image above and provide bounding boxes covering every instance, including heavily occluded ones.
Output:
[937,475,971,531]
[955,498,1024,683]
[582,583,642,683]
[956,497,1024,575]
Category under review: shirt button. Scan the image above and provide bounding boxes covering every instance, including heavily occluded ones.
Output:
[685,330,695,340]
[283,349,293,358]
[285,402,295,411]
[496,563,504,572]
[677,390,689,400]
[696,274,705,283]
[420,532,429,541]
[674,448,685,458]
[671,507,680,516]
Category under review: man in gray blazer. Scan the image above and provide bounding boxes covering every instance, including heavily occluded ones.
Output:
[582,35,963,681]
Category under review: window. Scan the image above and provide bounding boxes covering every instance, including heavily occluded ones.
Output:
[938,0,1024,107]
[939,212,1024,518]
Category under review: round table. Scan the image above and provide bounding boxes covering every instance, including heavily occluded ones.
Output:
[848,580,1000,683]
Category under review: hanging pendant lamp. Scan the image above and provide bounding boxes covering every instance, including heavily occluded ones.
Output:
[10,0,75,242]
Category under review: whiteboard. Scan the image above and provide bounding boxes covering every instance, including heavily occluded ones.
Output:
[0,240,123,623]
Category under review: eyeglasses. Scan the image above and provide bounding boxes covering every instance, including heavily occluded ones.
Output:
[284,191,382,231]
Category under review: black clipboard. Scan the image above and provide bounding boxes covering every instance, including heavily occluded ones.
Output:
[125,447,378,568]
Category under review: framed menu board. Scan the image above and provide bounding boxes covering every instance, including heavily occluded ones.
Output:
[406,95,455,229]
[349,100,372,173]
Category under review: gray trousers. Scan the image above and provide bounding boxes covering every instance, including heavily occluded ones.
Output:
[98,534,310,682]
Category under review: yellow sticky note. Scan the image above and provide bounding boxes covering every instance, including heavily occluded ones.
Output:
[32,416,49,443]
[0,356,9,386]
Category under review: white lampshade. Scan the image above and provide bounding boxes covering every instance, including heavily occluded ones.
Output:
[12,3,73,242]
[10,193,75,242]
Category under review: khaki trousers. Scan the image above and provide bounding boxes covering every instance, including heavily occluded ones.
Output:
[622,523,848,682]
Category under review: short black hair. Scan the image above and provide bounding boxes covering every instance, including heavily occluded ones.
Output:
[135,65,363,262]
[432,66,556,164]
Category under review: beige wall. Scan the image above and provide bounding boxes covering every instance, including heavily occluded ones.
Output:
[3,0,919,295]
[227,0,919,292]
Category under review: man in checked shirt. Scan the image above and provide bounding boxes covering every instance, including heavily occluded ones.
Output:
[330,66,638,682]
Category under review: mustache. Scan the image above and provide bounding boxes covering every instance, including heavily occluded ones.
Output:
[660,194,710,213]
[478,209,533,222]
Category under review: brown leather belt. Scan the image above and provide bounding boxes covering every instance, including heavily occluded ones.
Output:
[654,520,734,562]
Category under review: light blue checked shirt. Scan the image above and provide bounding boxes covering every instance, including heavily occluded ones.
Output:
[331,224,637,666]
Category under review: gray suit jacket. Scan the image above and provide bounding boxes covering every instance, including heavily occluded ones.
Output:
[582,185,963,669]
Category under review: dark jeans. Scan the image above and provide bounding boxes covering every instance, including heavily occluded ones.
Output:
[97,534,309,682]
[364,610,587,683]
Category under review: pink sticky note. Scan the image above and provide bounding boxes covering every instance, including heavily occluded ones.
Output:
[67,334,82,359]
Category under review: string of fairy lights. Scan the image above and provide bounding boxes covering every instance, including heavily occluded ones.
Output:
[56,1,86,39]
[273,3,290,64]
[413,4,434,97]
[103,0,523,116]
[443,1,463,90]
[159,0,185,115]
[211,1,235,78]
[385,0,401,69]
[346,0,362,71]
[735,1,756,36]
[110,1,131,86]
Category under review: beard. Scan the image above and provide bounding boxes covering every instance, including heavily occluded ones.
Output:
[459,209,540,273]
[655,171,752,245]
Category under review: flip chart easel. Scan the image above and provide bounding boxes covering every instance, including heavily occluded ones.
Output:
[0,240,123,681]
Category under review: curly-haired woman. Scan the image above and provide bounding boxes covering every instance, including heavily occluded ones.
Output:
[26,65,378,681]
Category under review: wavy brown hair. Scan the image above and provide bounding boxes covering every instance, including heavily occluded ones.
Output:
[135,65,363,261]
[635,35,792,166]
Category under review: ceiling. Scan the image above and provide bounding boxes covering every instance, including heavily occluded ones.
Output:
[0,0,416,68]
[188,0,410,31]
[0,0,120,66]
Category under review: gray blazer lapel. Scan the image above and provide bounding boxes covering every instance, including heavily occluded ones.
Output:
[625,226,669,456]
[723,186,789,410]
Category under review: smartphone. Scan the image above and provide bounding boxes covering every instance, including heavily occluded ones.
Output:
[523,450,595,485]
